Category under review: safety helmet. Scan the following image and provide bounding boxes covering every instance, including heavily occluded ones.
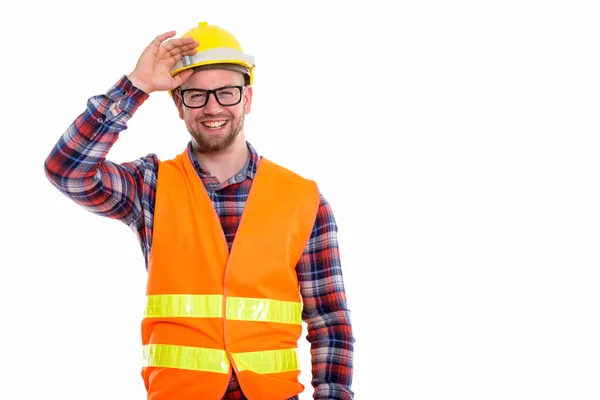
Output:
[170,21,255,85]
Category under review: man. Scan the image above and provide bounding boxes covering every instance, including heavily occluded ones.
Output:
[44,21,354,400]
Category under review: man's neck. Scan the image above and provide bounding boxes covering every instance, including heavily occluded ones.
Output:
[194,140,250,184]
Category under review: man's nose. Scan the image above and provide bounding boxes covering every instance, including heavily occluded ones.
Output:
[203,93,223,114]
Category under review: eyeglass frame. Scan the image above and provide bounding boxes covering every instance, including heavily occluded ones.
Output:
[177,85,246,108]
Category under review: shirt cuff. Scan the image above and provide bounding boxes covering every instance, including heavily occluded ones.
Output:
[106,75,150,113]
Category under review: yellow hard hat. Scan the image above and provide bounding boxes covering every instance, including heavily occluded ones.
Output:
[170,21,255,85]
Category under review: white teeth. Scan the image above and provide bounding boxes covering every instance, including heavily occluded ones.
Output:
[202,121,226,128]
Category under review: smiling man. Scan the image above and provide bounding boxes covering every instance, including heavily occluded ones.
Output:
[43,21,355,400]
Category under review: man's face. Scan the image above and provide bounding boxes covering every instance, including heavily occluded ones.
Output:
[175,68,253,153]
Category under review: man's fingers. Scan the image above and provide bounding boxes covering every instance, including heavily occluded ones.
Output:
[172,69,195,87]
[170,47,199,64]
[162,38,198,56]
[162,46,198,64]
[170,45,198,58]
[141,31,177,55]
[153,31,177,46]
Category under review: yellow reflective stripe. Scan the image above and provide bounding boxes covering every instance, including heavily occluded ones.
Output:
[142,344,229,374]
[145,295,302,325]
[145,294,222,318]
[226,297,302,325]
[232,348,299,374]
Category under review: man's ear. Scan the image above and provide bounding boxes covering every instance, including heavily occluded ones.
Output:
[172,90,185,120]
[243,86,253,114]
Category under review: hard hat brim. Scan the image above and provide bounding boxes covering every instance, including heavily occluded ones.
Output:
[170,47,255,77]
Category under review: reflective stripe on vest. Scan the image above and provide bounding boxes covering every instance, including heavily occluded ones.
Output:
[143,344,229,374]
[143,344,299,374]
[144,294,302,325]
[232,348,299,373]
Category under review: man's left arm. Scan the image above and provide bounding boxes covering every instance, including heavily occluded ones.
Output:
[297,190,355,400]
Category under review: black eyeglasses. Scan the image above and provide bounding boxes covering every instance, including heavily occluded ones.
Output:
[178,86,244,108]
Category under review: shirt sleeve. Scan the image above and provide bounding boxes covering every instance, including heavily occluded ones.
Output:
[297,189,355,400]
[43,75,158,227]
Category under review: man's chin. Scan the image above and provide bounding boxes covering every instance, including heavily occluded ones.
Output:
[194,135,235,153]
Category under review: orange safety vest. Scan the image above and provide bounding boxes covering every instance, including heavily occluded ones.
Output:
[140,150,320,400]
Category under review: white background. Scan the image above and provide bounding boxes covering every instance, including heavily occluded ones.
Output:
[1,1,599,399]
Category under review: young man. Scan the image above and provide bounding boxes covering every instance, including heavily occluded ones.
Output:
[44,21,354,400]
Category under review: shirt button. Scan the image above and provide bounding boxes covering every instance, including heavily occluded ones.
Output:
[97,118,104,123]
[237,174,244,179]
[122,90,128,96]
